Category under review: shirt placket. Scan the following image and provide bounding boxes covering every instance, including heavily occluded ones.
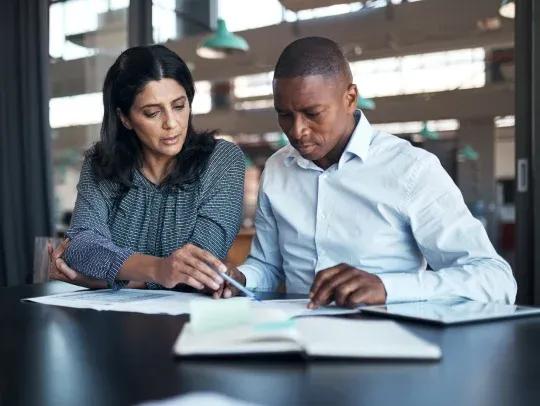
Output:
[314,171,330,271]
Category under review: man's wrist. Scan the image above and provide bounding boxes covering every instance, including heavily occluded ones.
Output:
[231,268,246,286]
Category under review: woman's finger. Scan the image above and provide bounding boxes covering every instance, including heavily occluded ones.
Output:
[52,238,70,260]
[188,244,227,273]
[180,254,223,285]
[55,258,78,280]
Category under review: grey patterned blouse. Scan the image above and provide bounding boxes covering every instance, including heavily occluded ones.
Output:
[64,140,245,289]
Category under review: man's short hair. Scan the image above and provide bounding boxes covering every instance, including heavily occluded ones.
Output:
[274,36,352,81]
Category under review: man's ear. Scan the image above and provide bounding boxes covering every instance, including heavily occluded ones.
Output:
[116,108,132,130]
[345,83,358,112]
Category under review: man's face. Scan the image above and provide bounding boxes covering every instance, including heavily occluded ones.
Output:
[273,74,357,164]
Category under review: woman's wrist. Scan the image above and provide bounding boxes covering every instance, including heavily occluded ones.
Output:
[118,253,163,284]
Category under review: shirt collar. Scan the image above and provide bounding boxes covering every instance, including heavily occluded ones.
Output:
[283,109,375,169]
[342,110,374,163]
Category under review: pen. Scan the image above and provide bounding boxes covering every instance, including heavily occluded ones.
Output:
[214,267,259,301]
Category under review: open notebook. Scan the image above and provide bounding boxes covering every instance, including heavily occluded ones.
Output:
[173,317,441,360]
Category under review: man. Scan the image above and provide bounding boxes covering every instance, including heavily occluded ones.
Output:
[220,36,516,308]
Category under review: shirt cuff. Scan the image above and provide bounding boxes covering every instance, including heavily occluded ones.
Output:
[237,263,263,290]
[107,248,134,290]
[377,272,426,303]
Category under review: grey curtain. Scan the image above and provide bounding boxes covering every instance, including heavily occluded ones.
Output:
[0,0,54,286]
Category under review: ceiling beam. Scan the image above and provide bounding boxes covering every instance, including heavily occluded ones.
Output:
[193,84,514,134]
[50,0,512,97]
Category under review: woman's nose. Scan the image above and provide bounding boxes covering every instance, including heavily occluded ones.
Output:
[163,114,177,130]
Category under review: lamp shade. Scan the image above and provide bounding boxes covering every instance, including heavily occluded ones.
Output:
[196,19,249,59]
[357,96,376,110]
[459,145,479,161]
[499,0,515,19]
[419,121,440,140]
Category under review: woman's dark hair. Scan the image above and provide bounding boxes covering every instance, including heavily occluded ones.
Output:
[89,44,216,190]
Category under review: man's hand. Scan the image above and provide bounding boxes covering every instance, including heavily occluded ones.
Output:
[308,263,387,308]
[211,267,246,299]
[48,239,108,289]
[153,243,226,291]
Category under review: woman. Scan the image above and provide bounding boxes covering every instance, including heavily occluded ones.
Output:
[49,45,245,294]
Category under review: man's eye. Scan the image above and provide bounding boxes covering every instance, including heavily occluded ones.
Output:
[306,112,320,118]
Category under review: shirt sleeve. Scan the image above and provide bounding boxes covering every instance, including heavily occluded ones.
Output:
[64,158,134,289]
[238,168,285,291]
[189,141,245,260]
[378,154,517,304]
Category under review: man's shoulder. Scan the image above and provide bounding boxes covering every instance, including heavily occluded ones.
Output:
[371,130,436,167]
[265,143,296,166]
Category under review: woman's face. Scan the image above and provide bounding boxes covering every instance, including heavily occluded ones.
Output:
[119,78,190,161]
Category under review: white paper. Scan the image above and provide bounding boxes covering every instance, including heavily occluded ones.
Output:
[296,318,441,359]
[138,391,259,406]
[252,299,360,318]
[24,288,216,315]
[25,291,360,318]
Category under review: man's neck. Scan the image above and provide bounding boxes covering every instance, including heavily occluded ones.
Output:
[314,114,357,170]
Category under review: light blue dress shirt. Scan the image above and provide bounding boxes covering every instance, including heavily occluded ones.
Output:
[239,112,517,304]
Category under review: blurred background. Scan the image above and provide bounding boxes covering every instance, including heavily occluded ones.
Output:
[47,0,516,267]
[3,0,540,304]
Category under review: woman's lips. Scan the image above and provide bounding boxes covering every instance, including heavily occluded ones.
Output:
[161,135,179,145]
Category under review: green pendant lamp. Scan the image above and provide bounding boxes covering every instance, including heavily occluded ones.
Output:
[357,96,376,110]
[499,0,515,19]
[196,18,249,59]
[459,145,479,161]
[418,121,440,140]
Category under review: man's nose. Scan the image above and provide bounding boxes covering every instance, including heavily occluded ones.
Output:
[290,115,307,141]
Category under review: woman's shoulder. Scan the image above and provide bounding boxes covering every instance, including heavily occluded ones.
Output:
[78,154,124,196]
[206,139,245,171]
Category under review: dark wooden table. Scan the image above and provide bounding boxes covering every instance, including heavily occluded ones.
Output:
[2,282,540,406]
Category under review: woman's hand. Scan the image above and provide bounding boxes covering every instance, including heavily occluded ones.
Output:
[48,239,108,289]
[153,243,225,291]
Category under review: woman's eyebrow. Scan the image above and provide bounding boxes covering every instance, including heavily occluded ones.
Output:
[140,96,186,109]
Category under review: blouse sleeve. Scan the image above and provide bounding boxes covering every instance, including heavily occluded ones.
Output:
[189,140,245,260]
[64,158,134,289]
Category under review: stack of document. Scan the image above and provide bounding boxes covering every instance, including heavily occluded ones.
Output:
[174,299,441,360]
[175,316,441,360]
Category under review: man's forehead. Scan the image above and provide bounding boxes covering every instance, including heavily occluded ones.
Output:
[273,74,345,108]
[273,74,344,90]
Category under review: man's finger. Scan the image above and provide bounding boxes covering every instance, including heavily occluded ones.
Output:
[213,283,225,299]
[334,278,368,307]
[309,264,347,298]
[310,270,358,307]
[308,271,354,309]
[345,288,371,308]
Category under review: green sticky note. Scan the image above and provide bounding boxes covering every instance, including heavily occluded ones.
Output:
[189,298,252,333]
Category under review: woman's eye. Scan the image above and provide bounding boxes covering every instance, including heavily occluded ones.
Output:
[174,104,185,111]
[144,111,159,118]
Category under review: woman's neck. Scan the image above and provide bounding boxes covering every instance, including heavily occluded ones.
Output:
[141,152,175,185]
